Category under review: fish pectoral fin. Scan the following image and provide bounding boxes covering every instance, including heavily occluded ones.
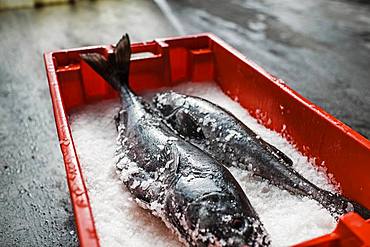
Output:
[157,144,181,186]
[164,105,182,120]
[125,173,162,205]
[162,144,180,172]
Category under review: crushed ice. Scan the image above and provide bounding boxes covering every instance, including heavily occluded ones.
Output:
[70,82,338,246]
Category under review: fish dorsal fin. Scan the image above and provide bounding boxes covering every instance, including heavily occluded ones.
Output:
[167,109,205,141]
[262,140,293,166]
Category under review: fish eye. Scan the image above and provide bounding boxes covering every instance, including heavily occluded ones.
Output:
[231,217,244,229]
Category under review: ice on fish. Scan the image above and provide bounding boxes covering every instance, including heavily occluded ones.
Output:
[70,81,337,247]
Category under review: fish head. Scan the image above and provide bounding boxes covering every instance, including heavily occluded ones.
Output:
[185,192,270,246]
[154,92,206,140]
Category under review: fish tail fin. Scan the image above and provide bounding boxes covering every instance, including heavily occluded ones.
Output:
[350,199,370,219]
[80,33,131,92]
[327,192,370,220]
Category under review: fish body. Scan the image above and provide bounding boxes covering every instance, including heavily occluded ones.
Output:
[153,91,370,219]
[81,35,270,247]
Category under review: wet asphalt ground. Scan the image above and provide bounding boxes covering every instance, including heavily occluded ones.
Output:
[0,0,369,246]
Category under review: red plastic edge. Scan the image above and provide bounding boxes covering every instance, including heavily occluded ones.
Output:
[44,52,101,247]
[202,33,370,151]
[294,213,370,246]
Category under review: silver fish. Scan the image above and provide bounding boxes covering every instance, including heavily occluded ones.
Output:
[153,91,370,220]
[81,34,271,247]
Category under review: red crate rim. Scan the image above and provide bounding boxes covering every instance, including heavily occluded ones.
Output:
[43,33,370,247]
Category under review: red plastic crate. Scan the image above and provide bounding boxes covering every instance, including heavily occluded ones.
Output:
[43,33,370,247]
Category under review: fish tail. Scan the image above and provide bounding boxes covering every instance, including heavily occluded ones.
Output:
[350,199,370,219]
[80,33,131,92]
[324,191,370,220]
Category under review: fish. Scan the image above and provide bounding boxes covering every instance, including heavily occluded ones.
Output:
[81,34,271,247]
[153,91,370,219]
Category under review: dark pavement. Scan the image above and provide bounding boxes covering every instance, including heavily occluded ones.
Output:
[0,0,369,246]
